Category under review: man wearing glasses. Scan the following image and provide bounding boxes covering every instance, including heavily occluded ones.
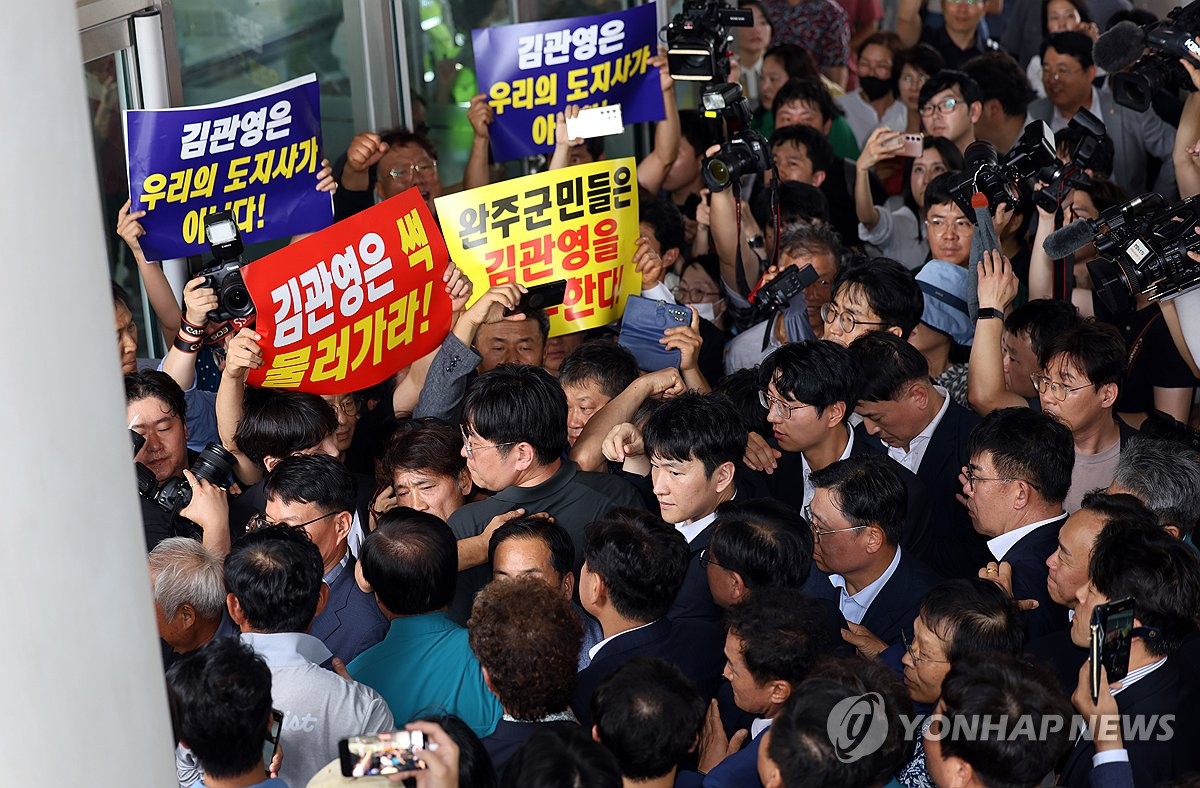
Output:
[333,128,444,220]
[1027,31,1176,195]
[807,453,940,652]
[916,70,983,153]
[446,363,643,624]
[257,453,387,665]
[962,407,1074,637]
[1034,318,1137,512]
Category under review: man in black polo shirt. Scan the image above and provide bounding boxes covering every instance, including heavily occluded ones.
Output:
[897,0,1002,70]
[447,363,643,623]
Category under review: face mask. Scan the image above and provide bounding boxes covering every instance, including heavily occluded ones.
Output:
[687,300,726,322]
[859,76,894,101]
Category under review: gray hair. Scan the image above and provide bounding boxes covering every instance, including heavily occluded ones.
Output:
[1112,437,1200,536]
[147,537,226,622]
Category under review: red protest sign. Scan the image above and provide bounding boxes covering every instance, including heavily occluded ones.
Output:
[243,187,451,394]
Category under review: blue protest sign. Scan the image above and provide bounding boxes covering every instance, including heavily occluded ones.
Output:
[124,74,332,261]
[473,4,665,162]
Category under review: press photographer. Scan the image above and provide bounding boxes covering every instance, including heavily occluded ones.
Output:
[127,370,233,557]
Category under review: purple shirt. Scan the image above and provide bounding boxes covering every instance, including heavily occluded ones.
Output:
[762,0,852,69]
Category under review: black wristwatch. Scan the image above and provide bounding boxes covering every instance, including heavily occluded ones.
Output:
[976,307,1004,321]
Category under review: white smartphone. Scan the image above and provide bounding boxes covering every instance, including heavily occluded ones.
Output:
[565,104,625,139]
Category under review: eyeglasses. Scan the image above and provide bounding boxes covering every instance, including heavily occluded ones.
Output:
[386,161,438,183]
[919,97,965,117]
[699,548,721,568]
[461,429,516,459]
[1044,66,1084,81]
[820,302,891,334]
[673,285,721,302]
[759,389,813,419]
[963,467,1019,490]
[324,396,360,418]
[804,505,870,543]
[902,629,950,664]
[247,510,337,533]
[1030,373,1091,402]
[926,216,974,235]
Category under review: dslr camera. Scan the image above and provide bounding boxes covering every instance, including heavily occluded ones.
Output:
[748,264,819,323]
[1080,192,1200,314]
[131,429,236,519]
[947,121,1057,222]
[1033,108,1108,213]
[700,82,773,192]
[665,0,752,82]
[196,210,255,323]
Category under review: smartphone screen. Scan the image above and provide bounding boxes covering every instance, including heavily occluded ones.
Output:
[1100,597,1136,682]
[340,730,427,777]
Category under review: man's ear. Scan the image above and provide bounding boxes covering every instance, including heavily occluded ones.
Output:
[969,101,983,125]
[334,511,353,543]
[728,570,749,605]
[592,724,602,744]
[663,247,682,270]
[823,400,846,428]
[1164,524,1182,539]
[1098,382,1118,409]
[909,380,929,409]
[263,455,281,473]
[562,570,576,601]
[457,468,473,496]
[227,593,249,630]
[713,460,736,494]
[177,603,196,628]
[512,442,537,472]
[768,679,793,705]
[811,169,827,188]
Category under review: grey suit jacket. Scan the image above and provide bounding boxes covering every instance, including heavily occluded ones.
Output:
[1028,90,1176,198]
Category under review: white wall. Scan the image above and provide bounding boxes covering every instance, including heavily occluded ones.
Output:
[0,3,176,786]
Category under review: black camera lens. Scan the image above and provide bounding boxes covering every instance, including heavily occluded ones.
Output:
[1087,258,1136,315]
[224,283,252,313]
[191,443,237,485]
[704,157,735,190]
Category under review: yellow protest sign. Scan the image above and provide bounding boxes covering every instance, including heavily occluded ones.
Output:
[435,157,642,336]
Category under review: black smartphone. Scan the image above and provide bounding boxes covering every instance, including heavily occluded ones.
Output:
[506,280,568,315]
[1090,596,1136,703]
[263,709,283,773]
[339,730,428,777]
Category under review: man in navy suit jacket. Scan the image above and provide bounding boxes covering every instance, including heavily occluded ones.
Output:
[963,408,1075,638]
[809,453,940,653]
[573,509,726,728]
[849,332,986,579]
[263,454,386,664]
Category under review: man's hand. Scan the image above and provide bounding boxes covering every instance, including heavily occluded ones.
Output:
[555,104,584,149]
[182,276,218,327]
[467,94,494,141]
[743,431,781,474]
[992,203,1016,237]
[649,46,675,94]
[602,422,646,464]
[345,131,388,175]
[315,158,337,193]
[117,199,150,260]
[842,621,889,659]
[443,260,473,313]
[978,561,1040,611]
[697,699,749,774]
[977,249,1018,311]
[662,307,703,372]
[481,508,534,544]
[1072,659,1125,753]
[223,328,264,380]
[633,236,666,289]
[639,367,688,399]
[177,470,230,554]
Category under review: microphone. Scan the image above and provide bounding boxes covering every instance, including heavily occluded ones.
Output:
[1093,21,1146,73]
[1043,219,1097,259]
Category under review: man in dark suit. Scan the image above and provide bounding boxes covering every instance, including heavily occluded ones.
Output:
[808,453,941,653]
[850,331,984,578]
[964,408,1074,638]
[573,509,725,728]
[1058,520,1200,787]
[262,454,387,665]
[747,339,933,561]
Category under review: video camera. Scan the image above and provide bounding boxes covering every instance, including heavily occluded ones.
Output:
[1033,108,1107,213]
[1041,192,1200,314]
[700,82,773,192]
[947,121,1057,222]
[196,210,254,323]
[1095,3,1200,111]
[665,0,751,83]
[131,429,236,519]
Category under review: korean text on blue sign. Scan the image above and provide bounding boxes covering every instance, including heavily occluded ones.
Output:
[123,73,332,261]
[472,4,664,162]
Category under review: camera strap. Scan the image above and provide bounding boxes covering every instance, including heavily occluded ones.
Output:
[967,193,1001,321]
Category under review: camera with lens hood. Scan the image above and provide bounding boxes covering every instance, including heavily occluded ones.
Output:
[947,121,1057,222]
[130,429,237,519]
[665,0,752,82]
[700,82,773,193]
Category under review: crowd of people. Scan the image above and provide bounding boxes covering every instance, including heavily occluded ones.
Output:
[112,0,1200,785]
